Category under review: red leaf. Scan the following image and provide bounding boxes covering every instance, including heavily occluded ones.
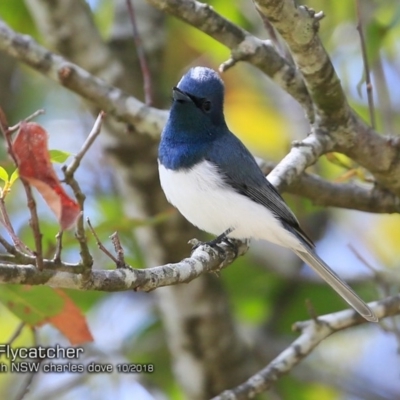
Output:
[47,289,94,345]
[12,122,80,230]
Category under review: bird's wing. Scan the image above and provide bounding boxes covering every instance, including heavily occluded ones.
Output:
[208,133,314,248]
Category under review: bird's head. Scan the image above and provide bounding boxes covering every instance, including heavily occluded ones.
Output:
[168,67,227,137]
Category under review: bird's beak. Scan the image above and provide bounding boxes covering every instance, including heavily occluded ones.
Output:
[172,87,192,103]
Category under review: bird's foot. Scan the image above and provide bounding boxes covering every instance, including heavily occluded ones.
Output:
[220,237,238,258]
[189,228,235,257]
[189,237,226,256]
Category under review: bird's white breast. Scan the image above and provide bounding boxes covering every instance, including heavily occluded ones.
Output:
[158,160,301,249]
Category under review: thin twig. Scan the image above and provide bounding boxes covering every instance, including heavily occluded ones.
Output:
[63,113,105,270]
[346,244,400,345]
[2,122,44,269]
[62,185,90,264]
[87,218,119,264]
[355,0,376,129]
[36,374,88,400]
[305,299,319,321]
[0,233,15,254]
[348,243,377,273]
[214,293,400,400]
[6,322,25,345]
[255,9,293,63]
[0,121,39,259]
[110,232,128,268]
[14,328,43,400]
[126,0,153,106]
[0,109,45,267]
[23,183,44,270]
[65,111,105,176]
[8,109,45,133]
[61,170,91,268]
[53,231,63,263]
[0,106,9,131]
[0,198,33,255]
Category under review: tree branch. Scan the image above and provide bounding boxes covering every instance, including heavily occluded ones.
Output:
[1,17,400,203]
[22,4,256,397]
[146,0,314,120]
[0,18,167,137]
[259,159,400,213]
[266,129,333,191]
[251,1,400,196]
[143,1,400,198]
[253,0,349,125]
[0,240,249,291]
[213,294,400,400]
[25,0,124,83]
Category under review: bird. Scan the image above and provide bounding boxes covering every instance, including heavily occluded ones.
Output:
[158,66,377,323]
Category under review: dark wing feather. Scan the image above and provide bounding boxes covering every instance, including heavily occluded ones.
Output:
[208,132,314,248]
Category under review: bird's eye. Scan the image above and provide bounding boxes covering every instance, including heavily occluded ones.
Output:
[202,101,211,113]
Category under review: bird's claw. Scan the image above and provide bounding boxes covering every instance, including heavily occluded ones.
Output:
[189,237,226,257]
[189,236,239,258]
[220,237,238,258]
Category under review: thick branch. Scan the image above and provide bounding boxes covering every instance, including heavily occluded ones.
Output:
[0,240,249,291]
[339,116,400,196]
[253,0,350,125]
[214,294,400,400]
[251,1,400,196]
[266,129,332,191]
[0,18,167,137]
[2,18,400,203]
[259,160,400,213]
[25,0,123,83]
[146,0,314,119]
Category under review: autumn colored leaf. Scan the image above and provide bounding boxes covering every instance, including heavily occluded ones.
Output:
[0,285,93,345]
[0,285,64,326]
[48,289,94,345]
[12,122,80,230]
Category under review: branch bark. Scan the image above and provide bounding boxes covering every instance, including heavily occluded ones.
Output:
[259,159,400,213]
[0,241,248,291]
[144,0,400,198]
[251,1,400,196]
[19,1,255,398]
[0,18,167,136]
[213,294,400,400]
[1,18,398,214]
[1,3,399,398]
[253,0,349,125]
[146,0,314,120]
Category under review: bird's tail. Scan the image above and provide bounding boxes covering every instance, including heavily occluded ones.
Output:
[293,246,378,322]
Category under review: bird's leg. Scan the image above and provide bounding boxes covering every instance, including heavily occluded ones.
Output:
[216,228,239,257]
[220,237,239,257]
[190,228,234,255]
[208,227,234,246]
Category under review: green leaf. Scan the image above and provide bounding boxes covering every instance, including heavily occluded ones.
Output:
[0,285,64,326]
[49,149,71,164]
[0,167,9,183]
[9,169,19,186]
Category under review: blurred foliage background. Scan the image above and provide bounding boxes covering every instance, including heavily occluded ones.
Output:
[1,0,400,399]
